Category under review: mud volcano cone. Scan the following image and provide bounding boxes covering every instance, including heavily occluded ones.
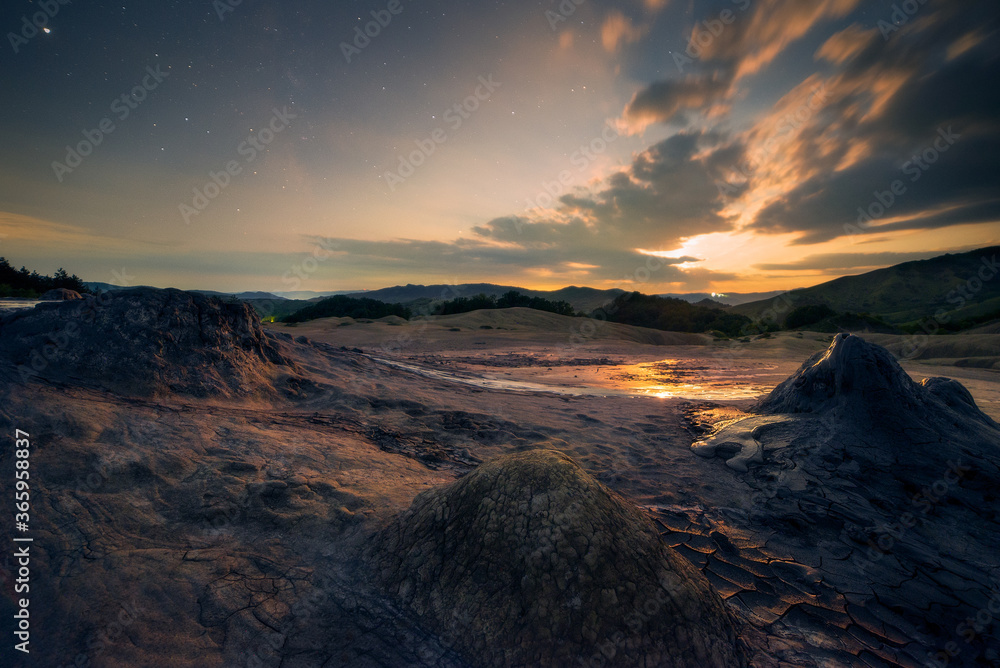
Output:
[756,332,998,432]
[370,449,744,667]
[0,287,292,397]
[741,332,1000,482]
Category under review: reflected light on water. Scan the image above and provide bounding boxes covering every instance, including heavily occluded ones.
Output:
[609,359,768,400]
[374,356,774,401]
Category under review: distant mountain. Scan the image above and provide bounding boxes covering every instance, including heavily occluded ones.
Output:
[271,290,361,300]
[85,281,158,293]
[233,291,286,300]
[659,291,789,306]
[730,247,1000,326]
[692,298,729,309]
[189,290,287,300]
[84,282,286,302]
[346,284,625,313]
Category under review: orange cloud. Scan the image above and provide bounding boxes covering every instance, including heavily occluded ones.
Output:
[816,23,877,65]
[0,212,156,253]
[601,11,647,53]
[697,0,862,80]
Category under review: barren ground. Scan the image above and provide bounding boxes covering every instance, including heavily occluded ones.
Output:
[1,307,998,666]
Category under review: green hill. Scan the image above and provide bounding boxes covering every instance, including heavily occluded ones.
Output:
[281,295,412,323]
[731,247,1000,328]
[347,283,623,313]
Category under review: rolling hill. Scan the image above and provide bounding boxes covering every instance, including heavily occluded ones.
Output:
[659,290,787,306]
[346,283,625,313]
[84,282,287,302]
[731,246,1000,327]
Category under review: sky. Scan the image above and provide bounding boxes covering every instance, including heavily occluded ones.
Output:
[0,0,998,294]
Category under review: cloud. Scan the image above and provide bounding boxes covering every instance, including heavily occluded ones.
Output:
[301,233,729,288]
[753,249,979,272]
[743,2,1000,244]
[815,23,876,66]
[699,0,862,80]
[601,11,647,53]
[0,212,168,255]
[621,74,732,132]
[620,0,862,134]
[288,131,745,289]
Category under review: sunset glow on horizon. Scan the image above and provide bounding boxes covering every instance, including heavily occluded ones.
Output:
[1,0,997,294]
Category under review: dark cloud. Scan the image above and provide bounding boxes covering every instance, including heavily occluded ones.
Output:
[753,249,980,272]
[621,0,861,131]
[746,1,1000,244]
[554,132,736,242]
[622,74,731,128]
[293,131,745,287]
[301,233,725,286]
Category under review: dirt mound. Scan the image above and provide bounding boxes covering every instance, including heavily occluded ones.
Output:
[756,332,924,415]
[756,332,998,437]
[369,449,744,667]
[697,334,999,477]
[0,287,293,397]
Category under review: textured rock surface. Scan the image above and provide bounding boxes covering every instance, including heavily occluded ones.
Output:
[0,287,293,397]
[370,449,745,667]
[696,333,1000,476]
[40,287,83,300]
[756,332,999,435]
[686,333,1000,665]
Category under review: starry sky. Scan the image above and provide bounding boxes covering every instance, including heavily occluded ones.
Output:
[1,0,998,293]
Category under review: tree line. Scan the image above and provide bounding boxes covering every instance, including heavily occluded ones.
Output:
[0,257,88,298]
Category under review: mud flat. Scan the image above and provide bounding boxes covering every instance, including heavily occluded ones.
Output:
[1,293,998,666]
